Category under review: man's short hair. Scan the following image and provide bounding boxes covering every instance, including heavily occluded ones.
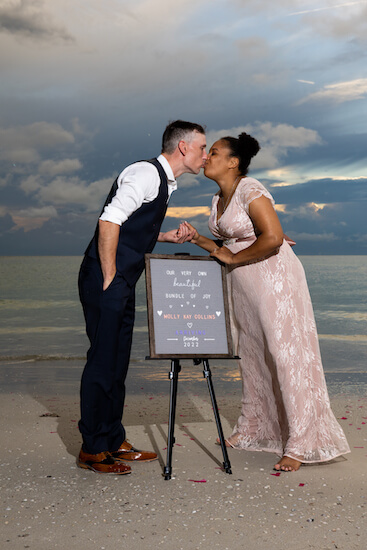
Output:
[162,120,206,154]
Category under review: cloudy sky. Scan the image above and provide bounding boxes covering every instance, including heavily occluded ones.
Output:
[0,0,366,256]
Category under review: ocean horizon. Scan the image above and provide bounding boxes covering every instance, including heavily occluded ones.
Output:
[0,256,366,392]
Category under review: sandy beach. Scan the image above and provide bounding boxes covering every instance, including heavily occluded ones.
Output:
[1,358,366,550]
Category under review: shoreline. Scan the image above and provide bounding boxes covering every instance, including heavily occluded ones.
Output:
[1,358,366,549]
[1,356,367,397]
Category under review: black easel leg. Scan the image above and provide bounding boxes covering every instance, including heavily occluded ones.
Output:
[164,359,181,480]
[203,359,232,474]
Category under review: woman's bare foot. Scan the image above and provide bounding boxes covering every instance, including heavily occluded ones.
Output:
[274,456,302,472]
[216,437,232,447]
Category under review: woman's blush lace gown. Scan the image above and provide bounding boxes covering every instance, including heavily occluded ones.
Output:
[209,177,350,463]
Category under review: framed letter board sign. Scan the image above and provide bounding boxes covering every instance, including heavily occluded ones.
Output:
[145,254,234,359]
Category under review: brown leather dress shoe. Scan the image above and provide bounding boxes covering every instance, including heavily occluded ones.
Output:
[111,440,158,462]
[77,449,131,474]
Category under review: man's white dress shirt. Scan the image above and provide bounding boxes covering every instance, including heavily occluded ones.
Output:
[99,155,177,226]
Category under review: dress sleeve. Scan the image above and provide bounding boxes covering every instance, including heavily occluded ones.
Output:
[238,178,275,215]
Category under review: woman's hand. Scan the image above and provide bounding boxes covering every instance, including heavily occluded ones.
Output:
[159,222,200,244]
[210,245,235,265]
[181,221,199,242]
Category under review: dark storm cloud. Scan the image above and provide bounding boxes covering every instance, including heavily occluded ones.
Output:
[0,0,74,42]
[0,0,366,255]
[0,212,94,256]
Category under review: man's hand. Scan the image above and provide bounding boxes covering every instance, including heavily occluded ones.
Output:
[158,224,193,244]
[102,271,116,291]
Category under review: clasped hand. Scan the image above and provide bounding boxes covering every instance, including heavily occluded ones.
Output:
[162,221,235,265]
[159,222,196,244]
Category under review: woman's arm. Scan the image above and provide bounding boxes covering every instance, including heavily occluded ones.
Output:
[180,222,219,253]
[211,195,284,265]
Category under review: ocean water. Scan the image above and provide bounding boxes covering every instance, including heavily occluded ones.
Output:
[0,256,366,394]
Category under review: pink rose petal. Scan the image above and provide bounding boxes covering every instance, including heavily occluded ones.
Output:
[271,472,281,476]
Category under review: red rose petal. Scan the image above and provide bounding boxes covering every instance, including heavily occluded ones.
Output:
[188,479,206,483]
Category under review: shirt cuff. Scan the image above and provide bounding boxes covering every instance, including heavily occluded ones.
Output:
[99,207,128,226]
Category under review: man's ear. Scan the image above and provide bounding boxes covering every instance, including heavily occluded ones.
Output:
[178,140,187,156]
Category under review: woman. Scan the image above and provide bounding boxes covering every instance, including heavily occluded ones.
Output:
[181,132,350,472]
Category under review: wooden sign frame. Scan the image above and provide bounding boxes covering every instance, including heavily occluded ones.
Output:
[145,253,234,359]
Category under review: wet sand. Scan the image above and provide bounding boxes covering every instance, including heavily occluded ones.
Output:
[1,359,366,549]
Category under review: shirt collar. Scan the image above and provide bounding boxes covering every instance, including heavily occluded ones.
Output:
[157,154,177,190]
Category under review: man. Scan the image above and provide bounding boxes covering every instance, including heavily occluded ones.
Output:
[78,120,207,474]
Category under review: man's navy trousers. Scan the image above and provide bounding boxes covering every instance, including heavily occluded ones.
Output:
[78,256,135,454]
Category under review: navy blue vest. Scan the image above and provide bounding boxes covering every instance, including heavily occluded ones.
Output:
[85,158,169,286]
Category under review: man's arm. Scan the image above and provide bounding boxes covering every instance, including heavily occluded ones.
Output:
[98,220,120,290]
[97,163,159,290]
